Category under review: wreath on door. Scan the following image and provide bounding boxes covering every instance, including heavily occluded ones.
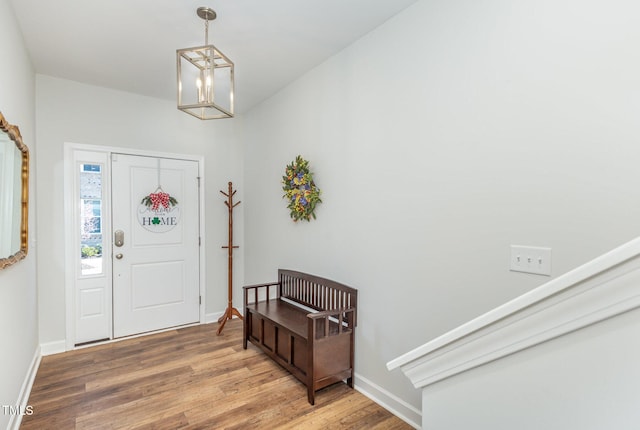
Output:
[282,155,322,222]
[141,188,178,212]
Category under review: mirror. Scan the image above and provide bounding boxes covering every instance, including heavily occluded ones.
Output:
[0,111,29,269]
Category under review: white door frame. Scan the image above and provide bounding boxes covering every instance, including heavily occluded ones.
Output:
[63,142,206,351]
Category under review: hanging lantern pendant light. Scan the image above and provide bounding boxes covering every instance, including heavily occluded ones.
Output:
[177,7,235,119]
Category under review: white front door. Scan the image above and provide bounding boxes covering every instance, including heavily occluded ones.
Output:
[111,153,200,338]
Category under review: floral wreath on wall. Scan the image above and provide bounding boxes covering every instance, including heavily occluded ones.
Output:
[282,155,322,222]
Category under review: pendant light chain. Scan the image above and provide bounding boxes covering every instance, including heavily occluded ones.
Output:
[204,17,209,46]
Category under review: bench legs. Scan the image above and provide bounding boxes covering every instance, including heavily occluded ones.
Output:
[242,310,248,349]
[242,328,247,349]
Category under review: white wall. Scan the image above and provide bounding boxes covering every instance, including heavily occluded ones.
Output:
[242,0,640,415]
[423,307,640,429]
[35,75,244,347]
[0,0,38,428]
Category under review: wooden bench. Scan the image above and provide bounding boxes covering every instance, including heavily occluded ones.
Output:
[243,269,358,405]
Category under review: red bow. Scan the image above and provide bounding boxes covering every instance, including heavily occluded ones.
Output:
[149,192,170,211]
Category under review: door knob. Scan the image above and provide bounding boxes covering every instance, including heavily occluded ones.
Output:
[115,253,123,259]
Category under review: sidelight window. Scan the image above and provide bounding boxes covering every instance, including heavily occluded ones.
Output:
[79,163,103,276]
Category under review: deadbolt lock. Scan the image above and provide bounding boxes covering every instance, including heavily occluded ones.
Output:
[114,230,124,247]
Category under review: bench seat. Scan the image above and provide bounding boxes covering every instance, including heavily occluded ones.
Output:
[246,299,308,338]
[243,269,357,405]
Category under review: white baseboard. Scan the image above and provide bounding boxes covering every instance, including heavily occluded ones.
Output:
[40,340,66,356]
[8,346,41,430]
[205,311,225,324]
[354,373,422,429]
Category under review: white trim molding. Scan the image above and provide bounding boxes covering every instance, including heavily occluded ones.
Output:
[8,346,41,430]
[40,340,66,356]
[354,373,421,429]
[205,311,226,324]
[387,236,640,390]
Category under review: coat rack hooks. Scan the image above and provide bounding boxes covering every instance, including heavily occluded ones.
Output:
[217,181,242,335]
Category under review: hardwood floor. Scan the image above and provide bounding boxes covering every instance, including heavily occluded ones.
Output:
[21,319,412,429]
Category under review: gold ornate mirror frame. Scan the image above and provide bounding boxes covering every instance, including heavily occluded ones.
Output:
[0,111,29,269]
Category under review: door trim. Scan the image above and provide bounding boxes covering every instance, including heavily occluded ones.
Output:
[64,142,206,351]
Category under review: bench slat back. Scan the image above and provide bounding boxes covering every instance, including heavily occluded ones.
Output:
[278,269,358,324]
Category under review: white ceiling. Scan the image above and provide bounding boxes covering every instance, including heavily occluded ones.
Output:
[10,0,419,113]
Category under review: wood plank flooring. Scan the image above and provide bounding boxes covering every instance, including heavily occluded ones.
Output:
[21,319,413,429]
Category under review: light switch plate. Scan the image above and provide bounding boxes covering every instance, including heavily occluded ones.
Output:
[510,245,552,276]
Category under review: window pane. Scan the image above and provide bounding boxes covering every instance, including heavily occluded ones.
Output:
[80,164,103,276]
[83,216,101,234]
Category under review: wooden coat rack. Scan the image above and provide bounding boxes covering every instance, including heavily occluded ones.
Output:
[217,182,243,335]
